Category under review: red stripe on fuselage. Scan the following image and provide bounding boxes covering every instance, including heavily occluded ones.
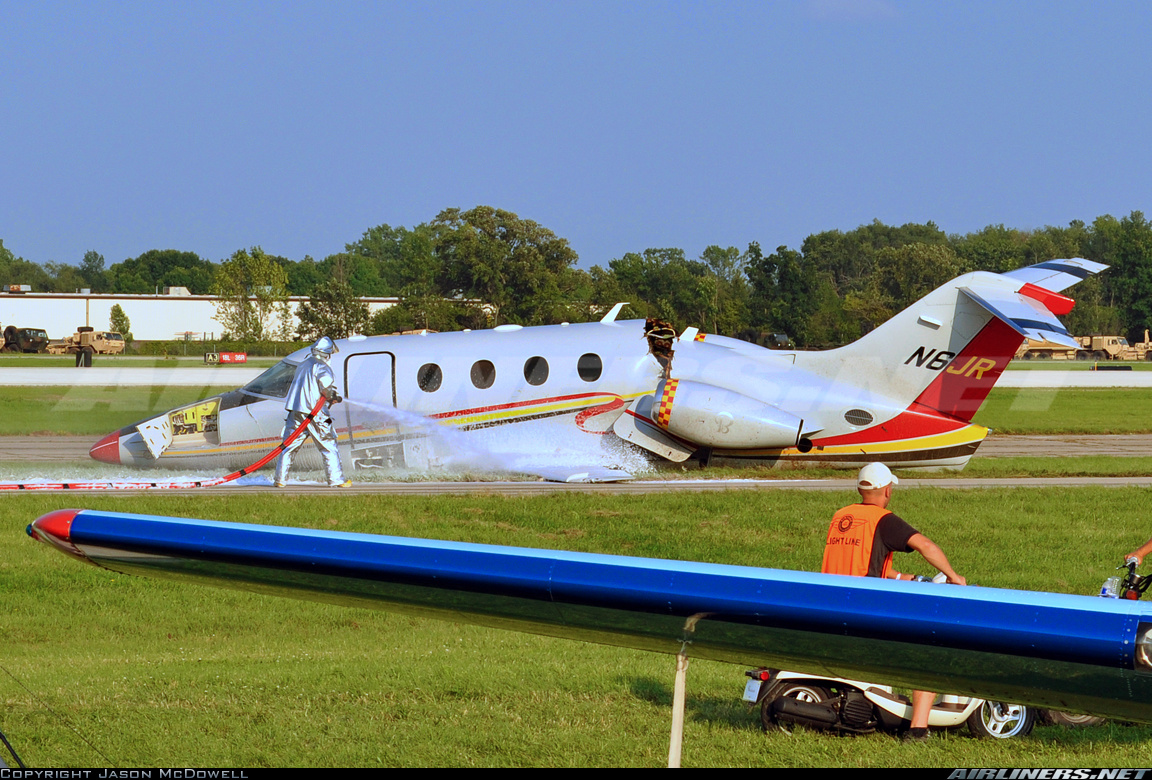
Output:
[812,406,970,446]
[426,391,623,421]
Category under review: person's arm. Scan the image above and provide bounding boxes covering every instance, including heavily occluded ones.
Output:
[317,367,342,404]
[906,533,966,585]
[1126,537,1152,566]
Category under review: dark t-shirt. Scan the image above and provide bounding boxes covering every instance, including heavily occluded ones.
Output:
[867,512,919,578]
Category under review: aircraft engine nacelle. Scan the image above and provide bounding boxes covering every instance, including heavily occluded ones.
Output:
[652,378,804,449]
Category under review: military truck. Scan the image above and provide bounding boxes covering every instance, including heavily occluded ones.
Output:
[1014,331,1152,361]
[46,327,126,357]
[1,326,49,353]
[1074,332,1152,361]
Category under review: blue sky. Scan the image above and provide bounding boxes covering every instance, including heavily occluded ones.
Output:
[4,0,1151,270]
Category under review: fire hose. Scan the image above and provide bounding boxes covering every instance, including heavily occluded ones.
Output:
[0,397,328,491]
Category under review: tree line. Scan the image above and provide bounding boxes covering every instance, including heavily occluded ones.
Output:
[3,206,1151,346]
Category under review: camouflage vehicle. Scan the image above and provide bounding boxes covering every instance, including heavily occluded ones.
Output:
[46,327,126,356]
[1,326,49,353]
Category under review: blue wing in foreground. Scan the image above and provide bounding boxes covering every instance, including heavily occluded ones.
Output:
[28,509,1152,723]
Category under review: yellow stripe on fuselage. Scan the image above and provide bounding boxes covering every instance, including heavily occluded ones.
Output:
[159,392,642,460]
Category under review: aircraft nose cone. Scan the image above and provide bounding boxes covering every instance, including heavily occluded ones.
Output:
[89,431,122,464]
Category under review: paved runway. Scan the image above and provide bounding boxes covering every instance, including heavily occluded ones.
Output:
[2,432,1149,494]
[4,432,1147,463]
[2,365,1148,493]
[0,366,262,386]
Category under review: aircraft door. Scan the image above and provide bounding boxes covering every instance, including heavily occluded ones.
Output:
[341,351,401,468]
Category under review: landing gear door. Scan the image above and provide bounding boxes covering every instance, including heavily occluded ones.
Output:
[137,415,173,459]
[342,351,399,468]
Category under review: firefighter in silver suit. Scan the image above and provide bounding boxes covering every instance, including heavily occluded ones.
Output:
[273,336,351,487]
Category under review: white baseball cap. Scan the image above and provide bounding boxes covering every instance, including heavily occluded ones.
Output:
[857,462,898,490]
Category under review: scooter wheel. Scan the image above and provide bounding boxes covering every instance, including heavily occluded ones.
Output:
[760,683,833,732]
[967,701,1035,739]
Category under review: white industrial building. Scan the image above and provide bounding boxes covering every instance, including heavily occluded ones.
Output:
[0,288,399,342]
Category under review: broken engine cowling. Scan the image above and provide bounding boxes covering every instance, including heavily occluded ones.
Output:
[651,378,804,449]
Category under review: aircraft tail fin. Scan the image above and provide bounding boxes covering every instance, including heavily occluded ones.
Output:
[803,258,1106,424]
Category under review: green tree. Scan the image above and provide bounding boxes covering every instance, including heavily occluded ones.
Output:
[295,276,370,341]
[109,304,133,345]
[845,243,969,331]
[107,249,215,294]
[347,223,442,295]
[803,220,949,296]
[79,251,108,292]
[1087,211,1152,343]
[950,224,1029,273]
[0,239,53,291]
[1061,276,1122,337]
[276,255,326,296]
[43,261,87,293]
[700,245,750,335]
[367,293,485,334]
[432,206,580,325]
[211,247,292,342]
[600,248,719,330]
[1022,223,1090,267]
[746,243,855,347]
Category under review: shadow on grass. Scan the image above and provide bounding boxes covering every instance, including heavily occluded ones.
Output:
[626,676,1152,746]
[1031,722,1152,745]
[623,676,760,730]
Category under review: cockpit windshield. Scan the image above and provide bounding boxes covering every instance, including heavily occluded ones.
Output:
[241,359,300,399]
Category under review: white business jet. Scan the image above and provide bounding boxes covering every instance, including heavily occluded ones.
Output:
[89,258,1104,481]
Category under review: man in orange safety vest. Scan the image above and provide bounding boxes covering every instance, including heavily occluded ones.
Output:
[822,462,966,740]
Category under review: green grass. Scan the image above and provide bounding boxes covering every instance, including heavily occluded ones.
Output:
[950,456,1152,478]
[973,387,1152,434]
[0,354,278,368]
[4,490,1152,767]
[648,456,1152,481]
[2,374,1150,765]
[0,386,238,435]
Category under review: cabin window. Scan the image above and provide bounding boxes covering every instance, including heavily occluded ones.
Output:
[417,363,442,393]
[524,356,549,386]
[471,360,496,389]
[577,353,602,382]
[241,359,299,398]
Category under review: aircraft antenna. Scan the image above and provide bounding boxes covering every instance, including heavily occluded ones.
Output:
[600,302,628,323]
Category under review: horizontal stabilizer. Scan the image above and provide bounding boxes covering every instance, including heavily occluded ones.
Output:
[960,286,1078,348]
[1002,258,1108,293]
